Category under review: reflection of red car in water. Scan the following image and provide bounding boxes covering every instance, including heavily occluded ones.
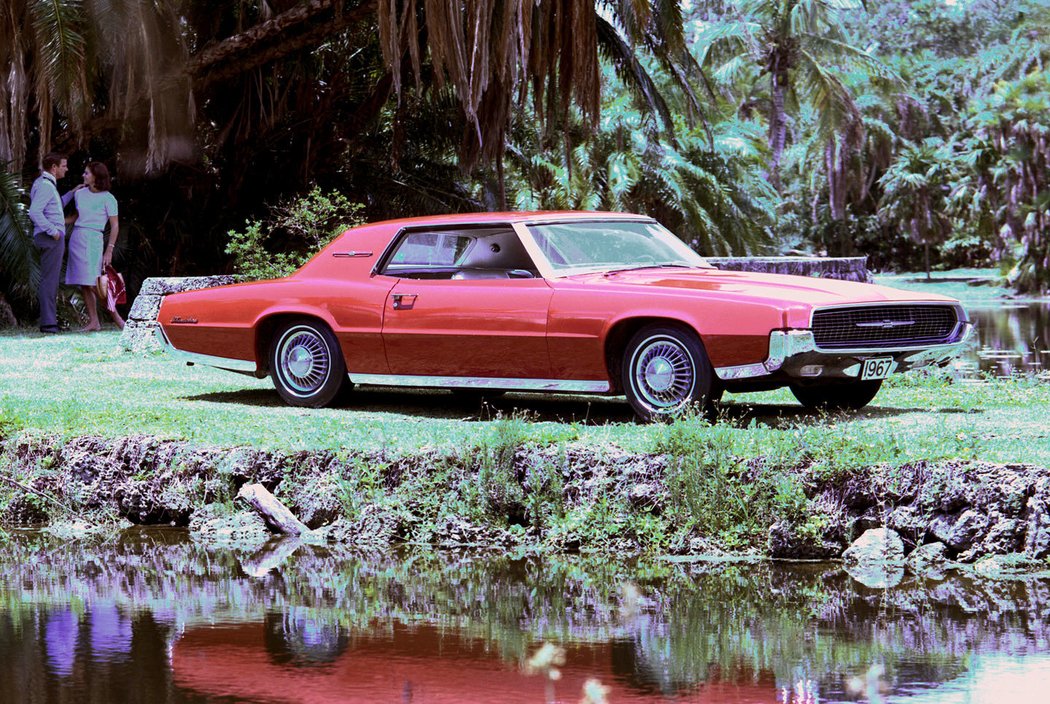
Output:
[157,212,972,420]
[170,618,777,703]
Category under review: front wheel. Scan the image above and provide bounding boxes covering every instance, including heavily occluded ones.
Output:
[790,379,882,412]
[622,325,715,422]
[269,319,349,407]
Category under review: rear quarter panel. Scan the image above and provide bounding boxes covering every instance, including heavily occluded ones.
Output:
[159,278,395,374]
[159,221,400,373]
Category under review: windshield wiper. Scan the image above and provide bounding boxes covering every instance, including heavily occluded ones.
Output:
[602,262,696,276]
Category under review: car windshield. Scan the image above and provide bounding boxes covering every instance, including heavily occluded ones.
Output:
[525,220,710,275]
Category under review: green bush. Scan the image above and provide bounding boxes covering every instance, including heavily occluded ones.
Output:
[225,187,366,280]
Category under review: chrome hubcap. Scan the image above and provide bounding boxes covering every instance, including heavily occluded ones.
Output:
[632,336,695,410]
[287,347,314,378]
[277,327,331,396]
[644,357,674,392]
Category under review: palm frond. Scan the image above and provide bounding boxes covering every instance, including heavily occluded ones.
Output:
[802,34,901,83]
[789,0,826,37]
[797,49,861,139]
[595,15,675,134]
[28,0,90,133]
[713,54,753,88]
[0,166,38,303]
[604,152,637,210]
[692,20,758,69]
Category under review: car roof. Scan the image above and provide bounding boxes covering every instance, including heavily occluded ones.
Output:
[367,211,652,229]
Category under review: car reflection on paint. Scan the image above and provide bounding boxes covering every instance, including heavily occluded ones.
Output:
[157,212,974,420]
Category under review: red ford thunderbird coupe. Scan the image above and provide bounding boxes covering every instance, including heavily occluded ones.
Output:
[156,212,973,420]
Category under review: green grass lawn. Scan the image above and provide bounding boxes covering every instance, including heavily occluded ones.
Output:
[1,328,1047,466]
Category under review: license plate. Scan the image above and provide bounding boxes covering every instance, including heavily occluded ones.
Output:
[860,357,896,380]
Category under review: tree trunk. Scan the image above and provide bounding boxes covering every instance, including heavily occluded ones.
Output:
[768,63,788,193]
[187,0,378,88]
[924,241,931,281]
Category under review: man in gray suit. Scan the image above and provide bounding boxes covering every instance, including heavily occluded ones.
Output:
[28,152,75,333]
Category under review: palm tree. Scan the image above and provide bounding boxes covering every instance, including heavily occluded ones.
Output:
[959,70,1050,294]
[0,0,195,174]
[378,0,712,174]
[877,138,956,280]
[693,0,896,192]
[1,1,384,176]
[506,90,775,255]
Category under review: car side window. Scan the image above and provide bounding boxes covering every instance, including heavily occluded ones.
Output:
[380,228,539,279]
[387,232,475,269]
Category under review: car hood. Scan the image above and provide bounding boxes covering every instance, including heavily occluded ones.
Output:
[561,267,958,307]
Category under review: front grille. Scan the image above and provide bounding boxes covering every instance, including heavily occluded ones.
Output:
[812,305,960,349]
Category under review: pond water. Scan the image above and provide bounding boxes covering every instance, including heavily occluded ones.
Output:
[965,303,1050,377]
[1,529,1049,704]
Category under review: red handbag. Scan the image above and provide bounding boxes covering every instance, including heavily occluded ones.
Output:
[95,265,126,311]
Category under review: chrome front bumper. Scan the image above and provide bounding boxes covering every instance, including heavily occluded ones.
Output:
[714,323,976,382]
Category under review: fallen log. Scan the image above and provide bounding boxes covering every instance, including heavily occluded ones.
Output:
[237,483,309,536]
[239,537,303,578]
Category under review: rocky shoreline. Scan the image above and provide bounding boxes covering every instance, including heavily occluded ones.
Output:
[1,431,1048,574]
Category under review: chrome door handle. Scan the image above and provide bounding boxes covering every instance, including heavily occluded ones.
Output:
[391,293,418,310]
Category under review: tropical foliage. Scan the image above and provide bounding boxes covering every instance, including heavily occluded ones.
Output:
[956,70,1050,294]
[693,0,896,194]
[878,138,957,280]
[1,0,1049,323]
[0,166,34,309]
[505,88,775,255]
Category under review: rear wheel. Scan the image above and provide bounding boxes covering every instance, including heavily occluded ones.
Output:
[269,319,349,407]
[790,379,882,412]
[622,324,715,422]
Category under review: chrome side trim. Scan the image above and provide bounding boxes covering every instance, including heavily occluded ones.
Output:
[348,372,610,393]
[153,325,257,374]
[174,349,258,374]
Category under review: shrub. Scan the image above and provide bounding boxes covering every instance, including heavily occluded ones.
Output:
[225,187,366,280]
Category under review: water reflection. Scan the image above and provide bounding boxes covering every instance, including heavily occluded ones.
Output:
[44,609,79,678]
[1,529,1049,703]
[966,303,1050,377]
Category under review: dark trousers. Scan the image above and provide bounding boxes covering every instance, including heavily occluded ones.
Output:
[34,232,64,328]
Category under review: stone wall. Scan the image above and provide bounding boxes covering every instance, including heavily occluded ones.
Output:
[707,256,872,283]
[119,256,870,352]
[121,276,237,352]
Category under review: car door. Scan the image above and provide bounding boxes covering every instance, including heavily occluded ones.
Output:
[379,228,554,379]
